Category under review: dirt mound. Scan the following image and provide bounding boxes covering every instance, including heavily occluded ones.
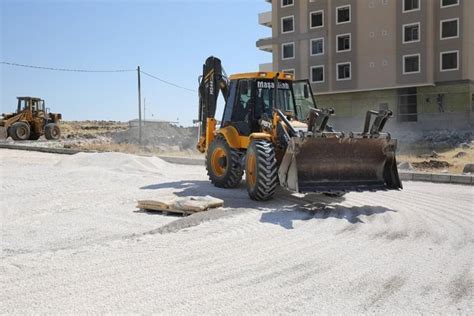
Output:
[412,160,451,169]
[62,121,128,139]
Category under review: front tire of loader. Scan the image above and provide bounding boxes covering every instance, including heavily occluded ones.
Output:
[206,134,243,188]
[246,139,278,201]
[45,123,61,140]
[11,122,31,141]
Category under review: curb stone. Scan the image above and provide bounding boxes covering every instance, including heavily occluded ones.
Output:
[398,171,473,185]
[0,143,82,155]
[157,156,204,166]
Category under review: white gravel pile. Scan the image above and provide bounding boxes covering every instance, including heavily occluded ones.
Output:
[55,152,170,175]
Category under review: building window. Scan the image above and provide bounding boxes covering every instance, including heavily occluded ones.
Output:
[441,0,459,8]
[440,18,459,40]
[440,51,459,71]
[281,0,294,8]
[403,23,420,43]
[336,62,351,81]
[282,69,295,76]
[281,16,294,34]
[403,54,420,74]
[310,38,324,56]
[310,10,324,29]
[336,33,351,52]
[403,0,420,12]
[281,42,295,60]
[336,5,351,25]
[311,65,324,83]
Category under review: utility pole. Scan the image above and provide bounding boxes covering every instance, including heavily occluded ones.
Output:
[137,66,142,145]
[143,97,146,126]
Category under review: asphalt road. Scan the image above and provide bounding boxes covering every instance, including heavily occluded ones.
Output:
[1,150,473,314]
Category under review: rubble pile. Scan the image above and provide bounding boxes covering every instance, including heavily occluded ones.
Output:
[412,160,452,170]
[417,130,472,149]
[112,123,197,151]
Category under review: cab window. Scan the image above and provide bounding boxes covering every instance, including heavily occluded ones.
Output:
[293,80,316,121]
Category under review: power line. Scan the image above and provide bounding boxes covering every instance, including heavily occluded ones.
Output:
[140,70,197,93]
[1,61,135,73]
[1,61,197,92]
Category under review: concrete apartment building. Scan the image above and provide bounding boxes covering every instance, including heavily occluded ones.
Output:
[257,0,474,130]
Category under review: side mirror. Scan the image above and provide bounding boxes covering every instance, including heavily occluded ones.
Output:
[303,85,310,99]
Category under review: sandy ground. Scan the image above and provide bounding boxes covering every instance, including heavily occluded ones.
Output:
[1,149,473,314]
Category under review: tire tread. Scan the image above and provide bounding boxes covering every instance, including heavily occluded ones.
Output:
[247,140,278,201]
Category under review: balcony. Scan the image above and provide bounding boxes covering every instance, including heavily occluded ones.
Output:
[259,63,273,72]
[259,11,272,28]
[256,37,273,52]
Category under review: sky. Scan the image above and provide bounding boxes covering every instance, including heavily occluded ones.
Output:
[0,0,271,126]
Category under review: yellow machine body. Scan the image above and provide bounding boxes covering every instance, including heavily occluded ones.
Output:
[197,57,401,200]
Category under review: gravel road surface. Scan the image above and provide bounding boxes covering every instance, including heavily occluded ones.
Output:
[1,149,472,314]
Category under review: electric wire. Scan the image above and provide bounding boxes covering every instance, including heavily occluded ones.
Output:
[1,61,135,73]
[1,61,197,92]
[140,70,197,93]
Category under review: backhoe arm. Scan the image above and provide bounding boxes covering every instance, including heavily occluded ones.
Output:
[197,56,229,153]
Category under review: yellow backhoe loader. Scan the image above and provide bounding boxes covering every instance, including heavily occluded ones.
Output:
[197,57,402,200]
[0,97,62,141]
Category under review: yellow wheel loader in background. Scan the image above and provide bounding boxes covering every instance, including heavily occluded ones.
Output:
[197,57,402,201]
[0,97,62,141]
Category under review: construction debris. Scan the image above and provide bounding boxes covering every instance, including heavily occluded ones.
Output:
[137,195,224,216]
[412,160,451,170]
[462,163,474,174]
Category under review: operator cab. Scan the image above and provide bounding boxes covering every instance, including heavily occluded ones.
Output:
[221,72,316,136]
[17,97,45,113]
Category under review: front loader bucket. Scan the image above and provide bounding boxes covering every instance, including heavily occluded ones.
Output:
[0,126,7,140]
[278,136,402,193]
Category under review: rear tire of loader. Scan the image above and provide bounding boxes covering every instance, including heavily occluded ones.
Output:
[246,140,278,201]
[11,122,31,141]
[206,134,243,188]
[45,123,60,140]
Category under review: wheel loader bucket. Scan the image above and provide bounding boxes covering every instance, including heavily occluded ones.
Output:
[0,126,7,140]
[278,136,402,193]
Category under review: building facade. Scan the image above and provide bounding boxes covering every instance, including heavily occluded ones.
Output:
[257,0,474,130]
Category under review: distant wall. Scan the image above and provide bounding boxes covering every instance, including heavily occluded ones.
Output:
[315,82,474,131]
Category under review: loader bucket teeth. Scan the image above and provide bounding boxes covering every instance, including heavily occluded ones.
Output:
[278,136,402,194]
